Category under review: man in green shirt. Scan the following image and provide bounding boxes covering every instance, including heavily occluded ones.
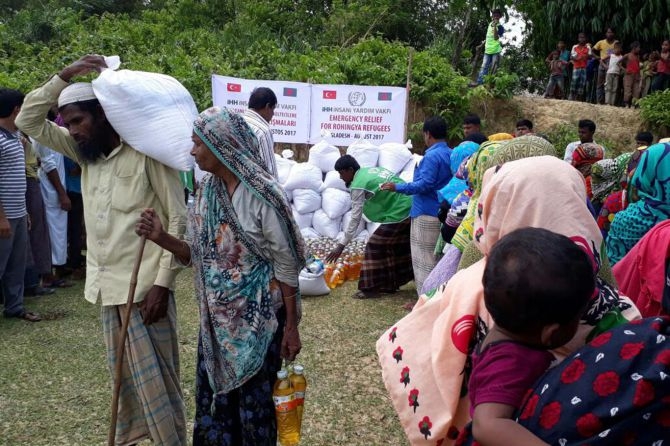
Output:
[326,155,413,299]
[471,8,505,87]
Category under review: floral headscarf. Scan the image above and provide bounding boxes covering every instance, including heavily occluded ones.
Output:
[193,106,306,267]
[191,107,306,395]
[591,152,632,204]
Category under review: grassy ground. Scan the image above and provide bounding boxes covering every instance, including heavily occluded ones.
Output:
[0,271,415,445]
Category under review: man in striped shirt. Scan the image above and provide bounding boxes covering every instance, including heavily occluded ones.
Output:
[0,88,40,321]
[243,87,278,178]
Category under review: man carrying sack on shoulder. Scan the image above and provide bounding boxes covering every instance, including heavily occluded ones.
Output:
[16,55,187,446]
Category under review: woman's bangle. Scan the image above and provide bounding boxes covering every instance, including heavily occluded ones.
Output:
[282,293,298,300]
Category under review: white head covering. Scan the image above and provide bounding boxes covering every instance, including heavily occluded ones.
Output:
[58,82,97,108]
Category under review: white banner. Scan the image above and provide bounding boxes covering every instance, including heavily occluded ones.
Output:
[309,84,406,146]
[211,75,311,144]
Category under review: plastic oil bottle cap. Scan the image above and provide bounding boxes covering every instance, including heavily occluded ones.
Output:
[277,369,288,379]
[293,365,304,374]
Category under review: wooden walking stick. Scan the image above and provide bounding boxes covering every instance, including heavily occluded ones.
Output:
[107,236,146,446]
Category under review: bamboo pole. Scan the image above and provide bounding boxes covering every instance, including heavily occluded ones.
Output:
[404,48,414,143]
[107,236,147,446]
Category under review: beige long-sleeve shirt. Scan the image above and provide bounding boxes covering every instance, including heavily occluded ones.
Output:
[16,75,187,306]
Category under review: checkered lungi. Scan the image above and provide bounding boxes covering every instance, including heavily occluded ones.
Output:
[410,215,443,296]
[571,68,587,98]
[358,219,413,293]
[102,292,186,446]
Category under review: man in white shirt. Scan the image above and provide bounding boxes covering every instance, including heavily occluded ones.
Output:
[243,87,278,178]
[563,119,606,161]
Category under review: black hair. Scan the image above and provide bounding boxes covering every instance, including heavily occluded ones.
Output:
[463,132,487,145]
[635,131,654,145]
[516,119,533,130]
[483,227,595,337]
[578,119,596,133]
[0,88,25,118]
[463,113,481,126]
[492,8,502,16]
[334,154,360,172]
[630,41,641,50]
[248,87,277,110]
[423,116,448,140]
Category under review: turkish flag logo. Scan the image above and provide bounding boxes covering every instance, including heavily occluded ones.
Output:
[227,83,242,92]
[323,90,337,99]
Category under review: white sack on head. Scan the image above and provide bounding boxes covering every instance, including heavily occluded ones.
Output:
[300,227,321,239]
[320,170,349,192]
[283,162,323,191]
[377,140,413,174]
[299,269,330,296]
[92,67,197,172]
[291,206,314,229]
[321,188,352,219]
[308,140,341,173]
[275,154,296,185]
[313,209,342,239]
[346,139,379,168]
[341,210,366,236]
[292,189,322,214]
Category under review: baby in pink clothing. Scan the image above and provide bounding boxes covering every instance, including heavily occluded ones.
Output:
[468,227,596,446]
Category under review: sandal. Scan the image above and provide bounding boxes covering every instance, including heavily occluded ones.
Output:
[13,311,41,322]
[43,279,74,288]
[352,290,381,299]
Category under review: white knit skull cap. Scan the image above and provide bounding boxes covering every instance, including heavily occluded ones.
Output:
[58,82,97,108]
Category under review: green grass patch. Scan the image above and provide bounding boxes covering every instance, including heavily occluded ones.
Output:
[0,271,414,445]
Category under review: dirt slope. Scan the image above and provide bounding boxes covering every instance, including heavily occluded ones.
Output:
[471,96,645,153]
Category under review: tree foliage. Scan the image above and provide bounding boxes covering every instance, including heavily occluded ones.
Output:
[0,2,478,139]
[519,0,670,55]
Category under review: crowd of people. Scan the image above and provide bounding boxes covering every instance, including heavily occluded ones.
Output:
[543,29,670,105]
[468,8,670,107]
[375,113,670,445]
[2,52,670,446]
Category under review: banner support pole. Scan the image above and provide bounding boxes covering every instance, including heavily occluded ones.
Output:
[404,48,414,143]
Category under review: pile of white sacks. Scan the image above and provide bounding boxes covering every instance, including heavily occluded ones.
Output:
[277,138,423,244]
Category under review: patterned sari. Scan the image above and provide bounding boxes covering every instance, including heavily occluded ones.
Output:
[607,143,670,265]
[189,106,306,395]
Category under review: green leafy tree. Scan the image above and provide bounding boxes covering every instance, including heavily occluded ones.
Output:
[518,0,670,54]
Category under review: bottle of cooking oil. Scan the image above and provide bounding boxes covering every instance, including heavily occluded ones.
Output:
[289,364,307,433]
[273,369,300,445]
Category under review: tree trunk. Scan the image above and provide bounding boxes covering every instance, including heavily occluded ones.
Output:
[451,6,471,68]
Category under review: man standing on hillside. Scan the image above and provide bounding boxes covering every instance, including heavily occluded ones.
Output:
[470,9,505,87]
[380,116,452,307]
[569,33,592,101]
[16,55,187,445]
[593,28,617,104]
[243,87,278,178]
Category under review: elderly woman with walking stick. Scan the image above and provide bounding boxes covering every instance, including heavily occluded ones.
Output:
[136,106,306,446]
